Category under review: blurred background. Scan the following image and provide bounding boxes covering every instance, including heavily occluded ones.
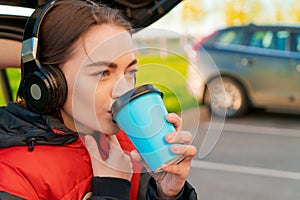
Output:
[150,0,300,38]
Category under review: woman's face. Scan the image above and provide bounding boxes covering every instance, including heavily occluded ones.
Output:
[60,24,137,134]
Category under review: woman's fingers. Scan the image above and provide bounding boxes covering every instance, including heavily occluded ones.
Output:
[166,113,182,131]
[107,134,123,158]
[130,150,143,163]
[165,131,192,145]
[84,135,102,161]
[130,150,149,170]
[171,144,197,160]
[107,134,122,149]
[85,134,133,180]
[161,144,197,175]
[130,150,155,174]
[84,135,106,175]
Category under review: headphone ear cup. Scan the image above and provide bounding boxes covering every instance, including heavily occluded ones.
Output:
[21,65,67,114]
[44,65,68,109]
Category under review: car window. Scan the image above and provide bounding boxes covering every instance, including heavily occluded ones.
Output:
[248,31,273,48]
[293,33,300,52]
[275,30,289,50]
[216,29,245,45]
[247,30,289,51]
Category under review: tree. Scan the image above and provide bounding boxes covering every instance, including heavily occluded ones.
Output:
[181,0,206,22]
[179,0,300,37]
[289,0,300,23]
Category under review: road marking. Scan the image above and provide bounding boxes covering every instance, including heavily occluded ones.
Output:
[191,160,300,180]
[201,122,300,137]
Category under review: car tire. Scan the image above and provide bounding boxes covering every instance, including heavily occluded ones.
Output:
[204,77,248,118]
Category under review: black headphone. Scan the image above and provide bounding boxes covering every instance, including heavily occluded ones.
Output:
[21,0,67,114]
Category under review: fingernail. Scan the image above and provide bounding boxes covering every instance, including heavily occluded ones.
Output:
[160,163,168,168]
[167,113,175,120]
[84,135,92,143]
[172,144,179,152]
[166,132,174,141]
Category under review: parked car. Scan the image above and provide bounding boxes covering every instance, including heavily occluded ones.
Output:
[0,0,181,105]
[186,23,300,117]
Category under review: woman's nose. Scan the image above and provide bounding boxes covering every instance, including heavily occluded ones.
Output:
[112,76,134,99]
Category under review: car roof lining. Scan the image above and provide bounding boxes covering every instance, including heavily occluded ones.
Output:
[0,0,154,8]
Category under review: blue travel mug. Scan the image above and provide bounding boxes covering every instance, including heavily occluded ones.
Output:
[112,84,184,172]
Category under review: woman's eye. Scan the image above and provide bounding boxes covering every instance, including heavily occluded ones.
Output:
[126,69,138,77]
[96,70,110,78]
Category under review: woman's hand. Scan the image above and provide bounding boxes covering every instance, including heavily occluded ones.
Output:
[131,113,197,198]
[85,134,133,181]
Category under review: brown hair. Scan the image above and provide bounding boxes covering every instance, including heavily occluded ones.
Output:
[39,0,132,65]
[17,0,132,120]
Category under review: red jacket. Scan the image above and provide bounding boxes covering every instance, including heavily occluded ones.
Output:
[0,130,142,200]
[0,103,197,200]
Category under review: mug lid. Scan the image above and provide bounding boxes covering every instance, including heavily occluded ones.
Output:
[111,84,163,117]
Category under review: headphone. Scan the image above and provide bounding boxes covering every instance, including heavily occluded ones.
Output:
[21,0,67,114]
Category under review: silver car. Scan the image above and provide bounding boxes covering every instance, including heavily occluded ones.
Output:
[187,24,300,117]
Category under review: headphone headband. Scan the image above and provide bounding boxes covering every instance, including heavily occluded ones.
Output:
[21,0,67,114]
[21,0,56,74]
[23,0,56,40]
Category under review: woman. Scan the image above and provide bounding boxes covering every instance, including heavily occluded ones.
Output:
[0,0,197,199]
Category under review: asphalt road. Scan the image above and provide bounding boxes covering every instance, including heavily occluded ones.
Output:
[182,107,300,200]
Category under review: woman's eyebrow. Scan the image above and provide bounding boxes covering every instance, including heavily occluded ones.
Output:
[86,59,137,68]
[127,59,137,68]
[87,61,117,68]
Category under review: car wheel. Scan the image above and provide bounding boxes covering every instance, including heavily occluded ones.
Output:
[204,77,248,117]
